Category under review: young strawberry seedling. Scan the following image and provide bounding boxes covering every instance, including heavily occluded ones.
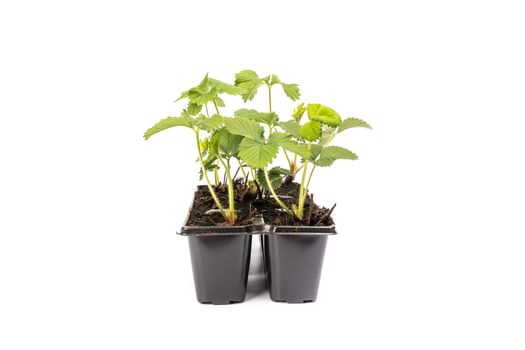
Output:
[278,103,372,220]
[143,74,246,224]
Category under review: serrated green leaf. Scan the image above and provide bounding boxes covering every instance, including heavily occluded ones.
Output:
[318,126,336,146]
[257,168,284,191]
[195,114,223,132]
[307,104,342,127]
[270,166,292,176]
[199,153,218,180]
[267,131,291,145]
[256,166,291,191]
[214,96,225,107]
[237,138,278,168]
[314,146,358,167]
[313,157,335,167]
[208,78,246,95]
[208,130,221,155]
[268,132,311,159]
[338,117,372,132]
[197,73,209,88]
[310,144,323,161]
[175,89,189,102]
[188,86,217,105]
[234,108,278,125]
[234,70,263,101]
[292,102,306,121]
[235,70,259,84]
[279,120,302,139]
[187,102,202,116]
[280,83,300,101]
[282,141,311,159]
[265,74,281,85]
[300,121,322,141]
[219,129,243,157]
[144,116,194,140]
[224,117,264,142]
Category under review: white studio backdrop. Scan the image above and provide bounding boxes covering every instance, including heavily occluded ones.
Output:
[1,0,524,349]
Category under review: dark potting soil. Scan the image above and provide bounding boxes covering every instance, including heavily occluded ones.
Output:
[260,182,335,227]
[185,181,335,227]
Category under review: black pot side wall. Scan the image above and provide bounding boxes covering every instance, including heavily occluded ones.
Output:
[263,234,328,303]
[188,235,252,305]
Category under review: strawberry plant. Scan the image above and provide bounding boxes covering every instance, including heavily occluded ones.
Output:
[143,74,246,224]
[144,70,371,226]
[278,104,372,219]
[230,69,372,221]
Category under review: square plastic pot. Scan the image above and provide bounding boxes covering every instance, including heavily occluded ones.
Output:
[262,226,335,303]
[188,234,252,304]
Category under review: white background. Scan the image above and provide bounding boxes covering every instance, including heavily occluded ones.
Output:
[1,0,524,349]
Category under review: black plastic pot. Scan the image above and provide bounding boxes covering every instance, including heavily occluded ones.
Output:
[187,234,251,304]
[178,189,337,304]
[262,226,336,303]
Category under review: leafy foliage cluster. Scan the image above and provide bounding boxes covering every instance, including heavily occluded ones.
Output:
[144,70,371,224]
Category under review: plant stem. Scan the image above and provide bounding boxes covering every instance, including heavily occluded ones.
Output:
[214,168,219,186]
[267,84,272,112]
[296,142,312,219]
[212,100,220,115]
[283,149,293,170]
[237,158,247,179]
[204,104,210,117]
[195,130,226,217]
[217,153,236,224]
[305,164,317,191]
[264,167,293,215]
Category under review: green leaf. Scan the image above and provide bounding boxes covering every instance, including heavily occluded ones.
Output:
[234,70,263,101]
[310,144,323,161]
[214,96,225,107]
[314,146,358,167]
[208,130,221,155]
[278,120,301,139]
[256,166,291,191]
[237,138,278,168]
[175,89,189,102]
[292,102,306,121]
[199,153,218,180]
[282,141,311,159]
[257,168,281,191]
[188,86,217,105]
[224,117,264,142]
[280,83,300,101]
[338,117,372,132]
[268,132,311,159]
[300,121,322,141]
[208,78,246,95]
[234,108,278,125]
[264,74,281,85]
[187,102,202,116]
[195,114,223,132]
[270,166,292,176]
[318,126,336,146]
[307,104,342,127]
[267,132,291,145]
[144,116,194,140]
[235,70,259,84]
[219,129,243,157]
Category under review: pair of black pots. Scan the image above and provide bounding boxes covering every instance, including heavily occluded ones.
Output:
[179,220,336,305]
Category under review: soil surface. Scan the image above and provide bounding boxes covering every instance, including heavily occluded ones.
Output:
[185,180,335,227]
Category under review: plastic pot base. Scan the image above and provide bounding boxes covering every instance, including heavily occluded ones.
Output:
[263,234,328,303]
[188,235,252,305]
